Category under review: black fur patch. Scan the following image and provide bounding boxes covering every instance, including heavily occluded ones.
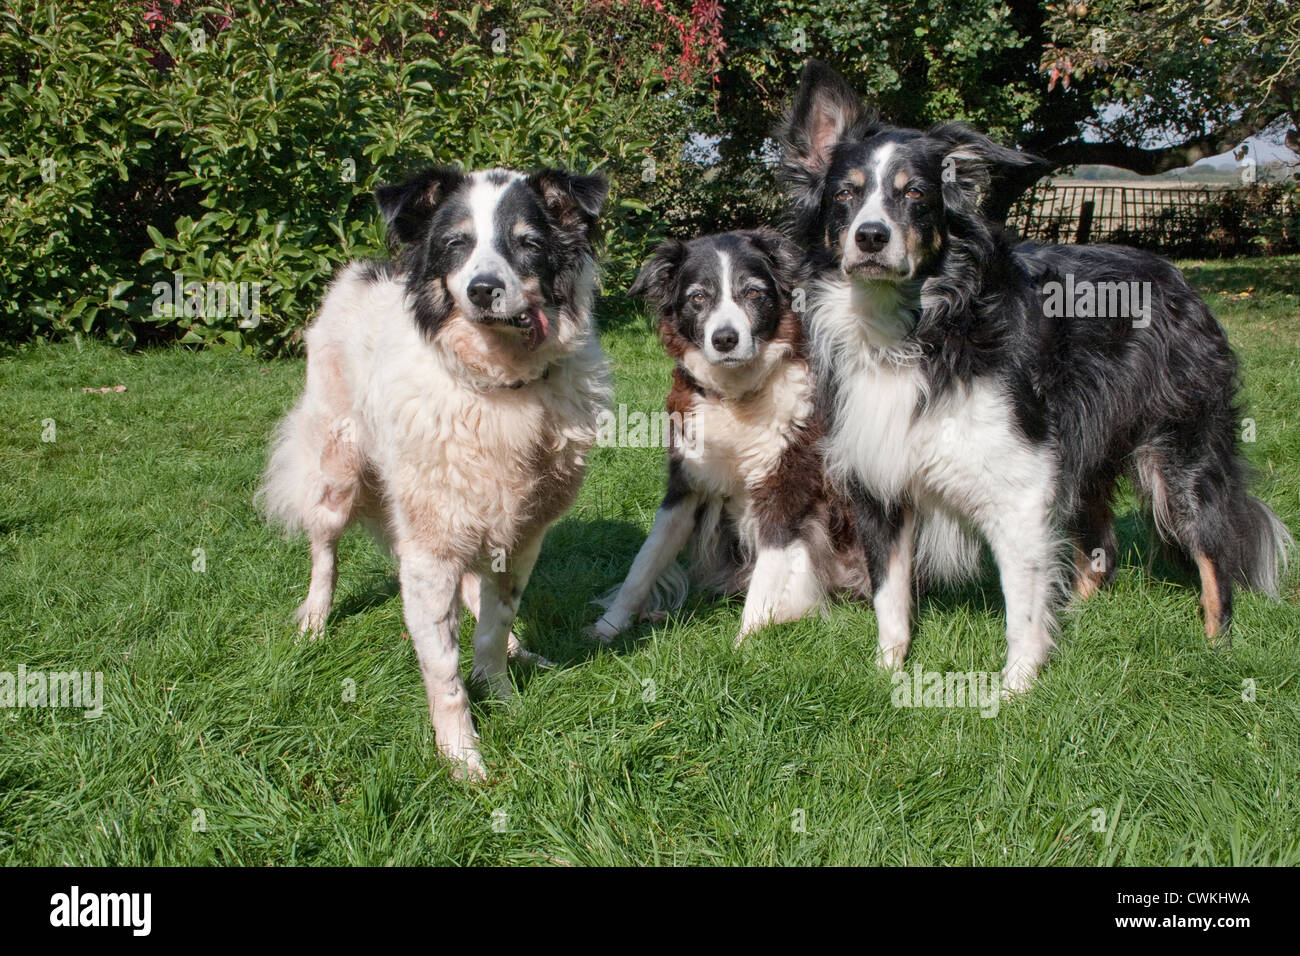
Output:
[779,60,1291,625]
[371,166,607,340]
[631,229,804,354]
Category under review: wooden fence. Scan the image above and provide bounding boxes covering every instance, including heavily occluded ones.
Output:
[1010,183,1237,245]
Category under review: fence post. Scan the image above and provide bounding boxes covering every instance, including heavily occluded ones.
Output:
[1076,200,1094,245]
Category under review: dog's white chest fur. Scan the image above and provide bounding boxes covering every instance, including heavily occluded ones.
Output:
[304,266,608,554]
[831,357,1049,520]
[680,356,814,507]
[812,279,1052,523]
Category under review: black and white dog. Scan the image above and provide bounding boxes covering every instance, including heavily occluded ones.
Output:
[778,61,1292,691]
[591,230,869,644]
[259,166,611,779]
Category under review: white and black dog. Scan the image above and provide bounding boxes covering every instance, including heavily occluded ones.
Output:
[778,61,1292,691]
[591,230,869,644]
[258,165,612,779]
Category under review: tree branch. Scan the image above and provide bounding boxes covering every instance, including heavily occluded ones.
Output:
[1041,110,1291,175]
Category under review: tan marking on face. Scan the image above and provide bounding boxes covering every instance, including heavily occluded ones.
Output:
[1196,551,1223,642]
[847,169,866,188]
[893,170,909,191]
[836,225,852,255]
[437,312,548,386]
[903,225,929,271]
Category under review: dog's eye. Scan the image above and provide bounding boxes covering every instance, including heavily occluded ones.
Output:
[690,292,706,305]
[905,186,925,200]
[834,188,854,202]
[744,288,763,300]
[517,234,543,250]
[445,236,467,249]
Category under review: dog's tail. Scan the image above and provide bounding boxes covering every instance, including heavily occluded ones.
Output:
[1236,495,1293,596]
[591,561,691,620]
[914,511,984,585]
[255,401,361,538]
[255,408,314,535]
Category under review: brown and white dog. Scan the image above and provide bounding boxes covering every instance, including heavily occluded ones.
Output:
[591,230,869,644]
[258,166,612,780]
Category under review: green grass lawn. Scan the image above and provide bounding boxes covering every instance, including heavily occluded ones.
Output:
[2,256,1298,866]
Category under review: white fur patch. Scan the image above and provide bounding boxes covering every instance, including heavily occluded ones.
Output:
[808,273,1062,690]
[699,250,758,364]
[446,170,529,318]
[854,143,895,229]
[679,351,813,508]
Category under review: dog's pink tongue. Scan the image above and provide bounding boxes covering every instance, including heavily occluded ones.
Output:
[525,307,550,350]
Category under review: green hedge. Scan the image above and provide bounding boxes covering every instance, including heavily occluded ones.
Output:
[0,1,692,353]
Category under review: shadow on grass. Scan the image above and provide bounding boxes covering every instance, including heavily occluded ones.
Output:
[888,505,1201,626]
[1180,257,1300,298]
[331,569,400,621]
[320,516,654,680]
[323,501,1209,696]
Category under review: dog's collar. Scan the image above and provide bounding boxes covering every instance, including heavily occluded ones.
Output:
[676,355,789,404]
[498,366,551,390]
[678,366,725,402]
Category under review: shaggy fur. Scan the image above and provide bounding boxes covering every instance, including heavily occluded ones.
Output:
[258,166,612,779]
[591,230,869,645]
[777,61,1292,691]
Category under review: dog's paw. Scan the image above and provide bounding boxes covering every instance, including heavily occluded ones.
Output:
[438,738,488,782]
[449,752,488,783]
[469,669,516,702]
[875,642,908,671]
[506,634,556,669]
[294,602,327,641]
[733,622,762,648]
[583,613,624,643]
[999,659,1039,699]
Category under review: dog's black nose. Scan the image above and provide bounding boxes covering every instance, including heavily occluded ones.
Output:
[711,326,739,353]
[855,222,890,254]
[467,275,504,310]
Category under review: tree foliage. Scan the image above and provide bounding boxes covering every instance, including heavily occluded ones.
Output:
[2,0,1294,353]
[1041,0,1300,169]
[0,0,697,350]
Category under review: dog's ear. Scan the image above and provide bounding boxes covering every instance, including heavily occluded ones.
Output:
[932,124,1041,213]
[375,166,464,246]
[628,239,687,306]
[777,60,876,187]
[740,228,803,279]
[527,169,609,239]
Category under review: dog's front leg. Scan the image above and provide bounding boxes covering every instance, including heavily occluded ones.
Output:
[736,540,824,645]
[460,572,555,671]
[872,507,915,671]
[591,493,699,641]
[984,497,1057,696]
[396,543,483,781]
[468,532,545,699]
